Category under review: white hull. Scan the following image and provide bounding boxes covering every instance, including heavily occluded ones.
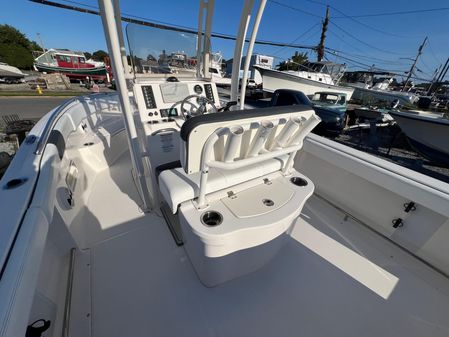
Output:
[390,110,449,156]
[211,74,232,86]
[350,86,418,105]
[0,63,25,79]
[256,67,354,100]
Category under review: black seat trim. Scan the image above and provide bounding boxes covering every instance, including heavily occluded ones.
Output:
[155,160,182,178]
[180,105,311,142]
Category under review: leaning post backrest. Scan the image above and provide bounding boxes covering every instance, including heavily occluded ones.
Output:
[180,105,320,175]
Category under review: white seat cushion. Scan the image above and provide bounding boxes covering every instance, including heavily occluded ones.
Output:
[159,156,288,213]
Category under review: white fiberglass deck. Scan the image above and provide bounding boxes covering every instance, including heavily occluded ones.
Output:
[70,151,449,337]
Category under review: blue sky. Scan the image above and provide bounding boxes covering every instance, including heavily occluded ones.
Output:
[1,0,449,81]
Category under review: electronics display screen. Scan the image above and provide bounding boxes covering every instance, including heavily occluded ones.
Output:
[160,108,178,118]
[160,83,189,103]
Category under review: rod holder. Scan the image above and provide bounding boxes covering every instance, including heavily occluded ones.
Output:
[223,125,244,162]
[246,120,274,157]
[289,115,321,147]
[272,117,302,149]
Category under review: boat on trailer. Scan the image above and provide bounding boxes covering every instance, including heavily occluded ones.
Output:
[389,109,449,165]
[343,70,419,106]
[0,62,26,83]
[2,1,449,337]
[34,48,112,82]
[255,61,355,99]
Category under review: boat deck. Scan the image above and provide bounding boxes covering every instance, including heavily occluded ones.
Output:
[69,151,449,337]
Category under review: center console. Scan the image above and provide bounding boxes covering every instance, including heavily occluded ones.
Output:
[133,78,221,176]
[134,78,220,124]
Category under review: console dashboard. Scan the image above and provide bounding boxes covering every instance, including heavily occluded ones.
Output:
[134,79,220,124]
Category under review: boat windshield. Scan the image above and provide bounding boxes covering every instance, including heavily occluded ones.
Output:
[126,24,201,77]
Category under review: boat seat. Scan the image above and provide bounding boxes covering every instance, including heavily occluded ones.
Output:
[159,156,288,213]
[158,105,320,213]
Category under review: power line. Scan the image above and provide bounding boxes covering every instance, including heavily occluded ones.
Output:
[329,21,405,55]
[325,41,409,68]
[333,49,408,66]
[272,22,321,56]
[327,29,367,54]
[333,7,449,19]
[426,41,442,65]
[326,51,433,82]
[269,0,420,39]
[325,51,372,68]
[57,0,205,32]
[418,57,436,75]
[301,0,327,6]
[328,5,418,39]
[327,46,408,65]
[268,0,322,18]
[35,0,439,78]
[30,0,319,51]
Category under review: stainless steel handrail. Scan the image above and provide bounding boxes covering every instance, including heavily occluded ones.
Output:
[62,248,76,337]
[150,127,178,136]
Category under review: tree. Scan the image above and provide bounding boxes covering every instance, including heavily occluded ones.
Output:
[0,24,30,47]
[92,50,109,61]
[0,43,34,69]
[84,52,92,60]
[0,24,37,69]
[277,51,309,71]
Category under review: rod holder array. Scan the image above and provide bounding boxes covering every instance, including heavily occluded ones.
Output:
[272,117,302,149]
[223,125,244,162]
[196,113,319,208]
[246,120,274,157]
[289,115,321,147]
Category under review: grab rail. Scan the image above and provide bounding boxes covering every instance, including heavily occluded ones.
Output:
[62,248,76,337]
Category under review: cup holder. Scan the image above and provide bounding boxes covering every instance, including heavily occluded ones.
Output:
[290,176,308,187]
[201,211,223,227]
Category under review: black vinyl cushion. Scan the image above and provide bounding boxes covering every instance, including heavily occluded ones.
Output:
[180,105,311,142]
[155,160,182,178]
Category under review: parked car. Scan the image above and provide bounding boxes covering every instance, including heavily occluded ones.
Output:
[310,91,347,113]
[269,89,347,136]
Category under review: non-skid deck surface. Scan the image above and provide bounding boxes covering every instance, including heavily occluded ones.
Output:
[77,152,449,337]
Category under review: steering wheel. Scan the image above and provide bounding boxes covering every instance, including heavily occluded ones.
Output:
[179,94,217,118]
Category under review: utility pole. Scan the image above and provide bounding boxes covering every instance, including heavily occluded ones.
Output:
[317,5,329,62]
[402,36,427,91]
